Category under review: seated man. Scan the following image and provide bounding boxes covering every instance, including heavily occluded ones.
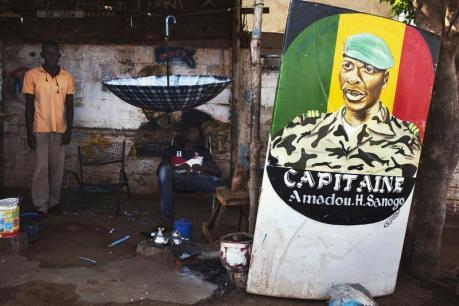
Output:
[156,124,224,229]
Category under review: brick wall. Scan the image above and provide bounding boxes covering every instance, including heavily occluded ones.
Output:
[1,42,278,195]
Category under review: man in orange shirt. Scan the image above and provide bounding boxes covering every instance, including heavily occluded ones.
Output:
[23,41,74,214]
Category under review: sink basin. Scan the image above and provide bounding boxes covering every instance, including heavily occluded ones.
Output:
[102,75,231,112]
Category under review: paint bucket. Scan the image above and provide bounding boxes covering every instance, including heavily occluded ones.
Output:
[0,198,20,238]
[173,219,192,240]
[20,212,41,242]
[219,232,253,289]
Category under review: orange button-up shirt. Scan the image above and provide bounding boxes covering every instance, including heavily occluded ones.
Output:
[22,65,75,133]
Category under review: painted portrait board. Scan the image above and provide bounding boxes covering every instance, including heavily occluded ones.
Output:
[247,0,440,299]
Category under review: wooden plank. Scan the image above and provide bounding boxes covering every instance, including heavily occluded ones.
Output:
[230,0,241,173]
[9,0,234,14]
[216,186,248,202]
[240,7,269,14]
[4,14,232,43]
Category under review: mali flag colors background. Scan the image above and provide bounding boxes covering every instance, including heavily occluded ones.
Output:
[271,12,439,141]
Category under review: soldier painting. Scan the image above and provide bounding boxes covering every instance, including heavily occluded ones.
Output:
[269,33,421,177]
[247,4,442,298]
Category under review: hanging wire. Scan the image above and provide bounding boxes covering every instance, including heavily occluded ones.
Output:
[101,6,232,18]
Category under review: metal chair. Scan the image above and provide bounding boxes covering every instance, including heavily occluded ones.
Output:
[65,141,131,215]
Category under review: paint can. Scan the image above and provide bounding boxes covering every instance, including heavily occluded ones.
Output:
[0,198,20,238]
[219,232,253,289]
[173,218,192,240]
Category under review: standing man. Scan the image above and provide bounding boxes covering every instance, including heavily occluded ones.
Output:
[23,40,74,214]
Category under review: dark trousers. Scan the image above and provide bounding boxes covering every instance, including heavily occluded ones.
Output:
[158,165,224,217]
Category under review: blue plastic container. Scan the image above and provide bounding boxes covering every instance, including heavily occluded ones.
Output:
[20,212,42,242]
[173,218,192,240]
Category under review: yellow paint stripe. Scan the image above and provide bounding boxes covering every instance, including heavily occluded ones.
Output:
[327,14,406,113]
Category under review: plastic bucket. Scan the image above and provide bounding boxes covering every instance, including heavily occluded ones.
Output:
[173,218,192,240]
[20,212,41,242]
[0,198,20,238]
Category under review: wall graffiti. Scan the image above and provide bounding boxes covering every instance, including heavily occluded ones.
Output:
[154,47,196,68]
[8,66,29,100]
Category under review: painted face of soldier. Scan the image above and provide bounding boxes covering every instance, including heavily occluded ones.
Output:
[339,56,388,113]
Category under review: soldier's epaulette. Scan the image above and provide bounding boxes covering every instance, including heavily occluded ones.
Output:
[304,110,322,118]
[403,121,420,138]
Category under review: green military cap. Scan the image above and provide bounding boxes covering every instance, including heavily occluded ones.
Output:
[343,33,394,70]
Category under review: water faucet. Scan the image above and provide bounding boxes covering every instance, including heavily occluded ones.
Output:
[165,15,176,39]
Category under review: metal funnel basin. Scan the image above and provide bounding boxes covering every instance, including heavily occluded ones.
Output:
[102,75,231,113]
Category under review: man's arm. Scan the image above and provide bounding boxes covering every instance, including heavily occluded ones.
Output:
[62,94,74,145]
[157,146,191,173]
[25,94,36,149]
[159,147,173,168]
[193,148,222,177]
[202,158,222,177]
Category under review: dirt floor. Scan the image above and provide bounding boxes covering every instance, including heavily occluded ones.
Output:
[0,189,458,305]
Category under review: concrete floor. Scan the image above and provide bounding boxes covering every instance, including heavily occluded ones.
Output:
[0,191,240,305]
[0,190,458,305]
[0,255,216,304]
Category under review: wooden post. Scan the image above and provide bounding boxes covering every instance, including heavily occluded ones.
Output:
[0,40,3,190]
[230,0,241,173]
[248,0,263,234]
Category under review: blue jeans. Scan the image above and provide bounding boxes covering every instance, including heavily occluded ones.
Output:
[158,165,224,217]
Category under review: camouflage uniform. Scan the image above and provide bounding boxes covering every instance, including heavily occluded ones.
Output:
[269,103,421,177]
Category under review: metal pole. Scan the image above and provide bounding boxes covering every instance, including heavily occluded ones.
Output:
[165,15,176,87]
[248,0,263,234]
[166,37,170,87]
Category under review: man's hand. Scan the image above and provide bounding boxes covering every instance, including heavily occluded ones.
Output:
[174,163,191,172]
[27,133,37,149]
[61,130,72,145]
[191,164,206,173]
[25,94,36,149]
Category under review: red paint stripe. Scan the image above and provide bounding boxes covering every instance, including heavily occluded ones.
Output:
[392,26,435,141]
[0,231,19,238]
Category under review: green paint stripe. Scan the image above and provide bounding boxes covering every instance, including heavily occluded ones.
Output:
[271,15,339,135]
